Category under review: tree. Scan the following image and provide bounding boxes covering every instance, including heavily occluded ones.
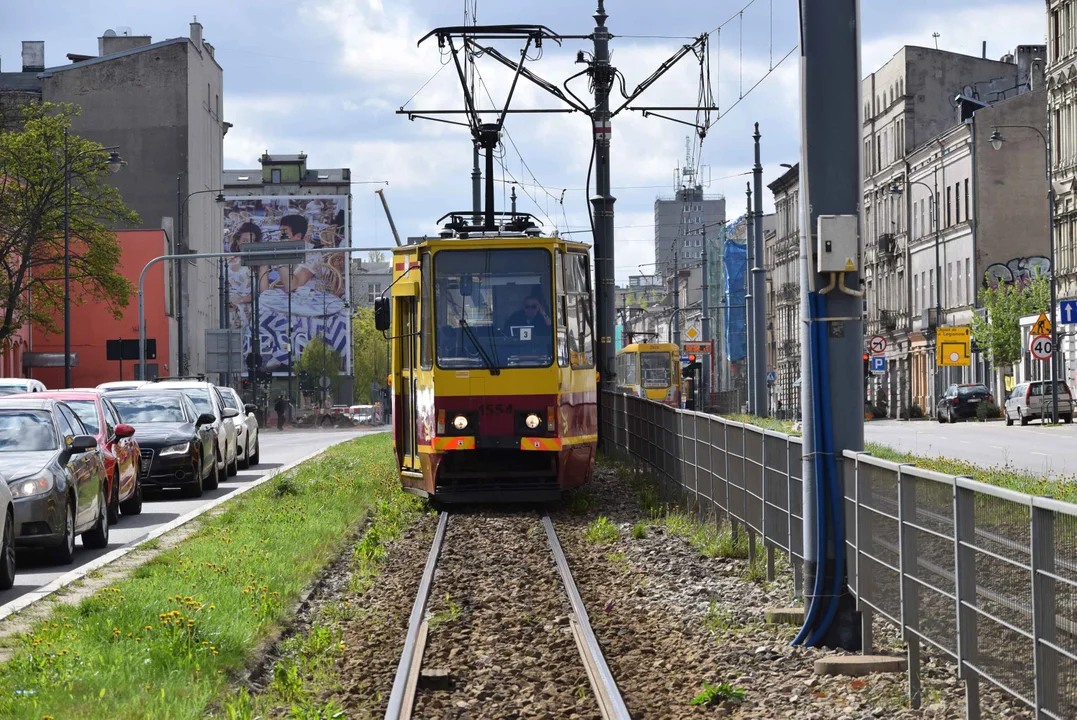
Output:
[296,336,341,404]
[367,250,386,263]
[971,272,1050,383]
[352,307,388,403]
[0,103,139,347]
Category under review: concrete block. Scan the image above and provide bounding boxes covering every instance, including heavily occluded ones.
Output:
[764,607,805,625]
[419,668,452,690]
[813,654,907,677]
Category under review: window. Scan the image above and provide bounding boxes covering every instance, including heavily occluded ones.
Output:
[58,405,85,438]
[965,258,972,306]
[956,262,963,305]
[271,169,281,184]
[946,187,952,227]
[0,411,57,451]
[964,179,970,220]
[434,248,554,370]
[420,252,432,369]
[640,352,672,388]
[913,208,918,240]
[929,269,935,309]
[955,183,961,223]
[63,400,101,435]
[920,199,926,237]
[367,283,382,304]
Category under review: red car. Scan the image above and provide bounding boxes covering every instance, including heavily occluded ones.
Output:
[12,390,143,522]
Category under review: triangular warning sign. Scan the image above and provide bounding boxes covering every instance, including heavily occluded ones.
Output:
[844,258,855,271]
[1032,312,1052,336]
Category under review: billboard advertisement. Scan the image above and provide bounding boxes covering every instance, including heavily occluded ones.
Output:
[222,196,350,377]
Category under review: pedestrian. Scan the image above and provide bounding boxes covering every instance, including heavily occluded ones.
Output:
[274,395,288,431]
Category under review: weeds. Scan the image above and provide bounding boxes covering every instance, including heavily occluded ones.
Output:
[566,488,598,515]
[585,516,620,544]
[689,680,746,707]
[630,521,648,539]
[138,537,161,551]
[703,602,736,634]
[742,552,767,585]
[428,594,462,631]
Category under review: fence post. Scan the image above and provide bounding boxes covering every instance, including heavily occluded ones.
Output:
[897,464,921,708]
[954,482,981,720]
[853,453,872,654]
[1030,502,1058,718]
[760,429,769,574]
[791,436,803,600]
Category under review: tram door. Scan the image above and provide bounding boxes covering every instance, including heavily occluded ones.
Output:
[396,296,419,471]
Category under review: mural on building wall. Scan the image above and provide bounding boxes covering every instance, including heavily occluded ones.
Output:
[984,256,1051,289]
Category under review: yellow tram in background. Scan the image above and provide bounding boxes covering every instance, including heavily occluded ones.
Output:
[376,215,597,503]
[615,342,681,406]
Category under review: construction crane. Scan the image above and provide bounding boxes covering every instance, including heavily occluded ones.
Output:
[375,189,402,247]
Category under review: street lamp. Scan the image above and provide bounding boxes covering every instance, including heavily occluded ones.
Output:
[64,128,125,388]
[889,178,942,406]
[990,125,1060,424]
[175,185,227,377]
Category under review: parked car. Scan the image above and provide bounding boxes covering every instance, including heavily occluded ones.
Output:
[149,378,239,477]
[96,381,146,393]
[217,387,260,469]
[935,384,994,423]
[107,390,219,497]
[0,471,15,590]
[1004,380,1075,426]
[0,398,109,564]
[10,390,142,522]
[0,378,47,395]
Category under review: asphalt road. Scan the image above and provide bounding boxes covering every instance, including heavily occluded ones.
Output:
[865,418,1077,479]
[0,426,385,608]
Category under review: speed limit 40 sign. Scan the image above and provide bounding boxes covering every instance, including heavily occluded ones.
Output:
[1030,334,1054,360]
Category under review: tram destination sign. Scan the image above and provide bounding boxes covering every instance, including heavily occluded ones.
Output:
[682,343,711,354]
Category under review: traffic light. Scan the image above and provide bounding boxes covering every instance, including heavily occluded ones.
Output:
[683,354,702,376]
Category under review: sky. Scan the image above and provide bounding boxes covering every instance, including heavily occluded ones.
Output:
[1,0,1047,283]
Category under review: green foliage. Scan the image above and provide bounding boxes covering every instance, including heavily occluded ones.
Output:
[971,272,1050,367]
[689,681,746,706]
[584,516,620,544]
[366,250,385,263]
[630,521,648,539]
[0,102,140,344]
[976,400,1001,421]
[351,307,389,404]
[297,336,342,403]
[900,404,924,420]
[725,413,800,436]
[0,434,403,719]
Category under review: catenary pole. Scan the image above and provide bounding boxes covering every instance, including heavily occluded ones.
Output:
[590,0,617,406]
[798,0,864,649]
[752,124,768,417]
[745,183,756,413]
[701,225,711,403]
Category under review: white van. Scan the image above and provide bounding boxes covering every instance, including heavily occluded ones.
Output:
[0,378,47,396]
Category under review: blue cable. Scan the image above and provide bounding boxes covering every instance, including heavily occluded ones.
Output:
[792,292,831,646]
[805,291,848,648]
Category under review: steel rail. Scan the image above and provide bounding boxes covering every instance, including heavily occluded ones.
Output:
[541,512,632,720]
[385,511,448,720]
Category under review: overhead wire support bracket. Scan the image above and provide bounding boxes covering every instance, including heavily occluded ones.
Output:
[610,34,709,117]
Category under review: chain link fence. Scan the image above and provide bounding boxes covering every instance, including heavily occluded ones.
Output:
[600,391,1077,719]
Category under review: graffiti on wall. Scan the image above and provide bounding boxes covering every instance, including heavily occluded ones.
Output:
[984,256,1051,289]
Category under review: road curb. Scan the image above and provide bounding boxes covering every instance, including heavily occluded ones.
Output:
[0,434,365,623]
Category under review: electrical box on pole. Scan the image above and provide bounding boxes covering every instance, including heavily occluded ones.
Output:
[816,215,859,273]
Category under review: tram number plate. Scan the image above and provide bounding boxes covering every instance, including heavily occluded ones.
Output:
[478,403,513,416]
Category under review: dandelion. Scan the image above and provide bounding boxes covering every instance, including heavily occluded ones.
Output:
[144,626,152,631]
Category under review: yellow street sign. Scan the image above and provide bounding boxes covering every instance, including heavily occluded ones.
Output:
[686,326,699,340]
[1032,312,1052,336]
[937,326,971,367]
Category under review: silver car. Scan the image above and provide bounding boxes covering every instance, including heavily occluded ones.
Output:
[219,387,260,469]
[1004,380,1075,426]
[0,470,15,590]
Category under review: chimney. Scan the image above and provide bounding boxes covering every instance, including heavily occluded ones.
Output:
[21,41,45,72]
[190,18,203,48]
[982,41,986,59]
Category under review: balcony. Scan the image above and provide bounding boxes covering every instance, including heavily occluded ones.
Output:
[880,310,899,332]
[878,233,896,257]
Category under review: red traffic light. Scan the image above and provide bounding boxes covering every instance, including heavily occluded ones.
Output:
[689,354,696,362]
[863,353,870,362]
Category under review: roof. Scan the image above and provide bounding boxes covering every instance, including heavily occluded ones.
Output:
[21,390,100,401]
[0,71,42,93]
[38,37,189,77]
[222,168,351,186]
[107,388,188,397]
[768,163,799,193]
[0,398,54,410]
[352,261,392,274]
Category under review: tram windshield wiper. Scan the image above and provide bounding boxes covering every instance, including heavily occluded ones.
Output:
[459,319,500,375]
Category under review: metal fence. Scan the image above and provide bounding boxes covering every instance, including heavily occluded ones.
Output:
[600,391,1077,720]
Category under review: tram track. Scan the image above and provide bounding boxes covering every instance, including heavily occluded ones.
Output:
[385,510,631,720]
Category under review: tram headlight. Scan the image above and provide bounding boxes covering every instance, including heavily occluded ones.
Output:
[452,414,469,431]
[525,413,542,430]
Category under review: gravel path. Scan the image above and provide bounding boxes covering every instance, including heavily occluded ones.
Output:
[414,510,601,719]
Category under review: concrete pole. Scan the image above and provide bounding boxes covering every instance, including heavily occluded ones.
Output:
[176,173,185,376]
[753,124,768,417]
[590,1,618,405]
[800,0,864,649]
[702,226,711,401]
[63,129,72,388]
[672,249,681,349]
[745,183,756,414]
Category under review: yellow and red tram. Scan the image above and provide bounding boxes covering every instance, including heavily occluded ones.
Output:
[378,226,597,502]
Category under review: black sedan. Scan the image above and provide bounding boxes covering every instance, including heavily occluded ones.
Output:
[936,383,994,423]
[106,390,217,497]
[0,398,110,564]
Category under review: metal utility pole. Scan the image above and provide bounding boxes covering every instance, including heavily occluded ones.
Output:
[176,173,185,376]
[672,249,681,348]
[745,183,756,414]
[752,124,768,417]
[795,0,863,650]
[590,0,617,397]
[375,189,402,247]
[701,225,711,401]
[472,145,482,228]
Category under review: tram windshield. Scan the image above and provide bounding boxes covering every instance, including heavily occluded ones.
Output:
[435,248,553,369]
[640,352,672,388]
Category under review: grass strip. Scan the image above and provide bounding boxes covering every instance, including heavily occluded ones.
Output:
[0,433,412,720]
